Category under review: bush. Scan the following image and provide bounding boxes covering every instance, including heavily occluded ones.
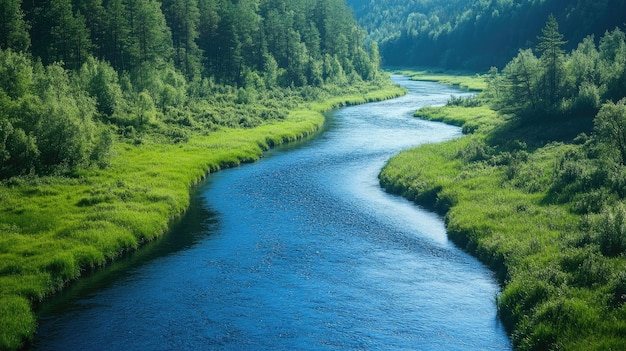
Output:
[593,203,626,257]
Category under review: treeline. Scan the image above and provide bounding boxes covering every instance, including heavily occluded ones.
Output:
[0,0,381,179]
[489,15,626,119]
[346,0,626,70]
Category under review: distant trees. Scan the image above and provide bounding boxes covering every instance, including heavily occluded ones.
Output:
[347,0,626,70]
[0,50,110,177]
[0,0,30,52]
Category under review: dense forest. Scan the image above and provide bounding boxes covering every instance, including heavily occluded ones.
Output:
[0,0,381,179]
[347,0,626,70]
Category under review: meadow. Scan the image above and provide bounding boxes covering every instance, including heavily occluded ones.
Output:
[380,72,626,350]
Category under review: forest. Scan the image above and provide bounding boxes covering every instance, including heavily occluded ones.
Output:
[1,0,382,179]
[347,0,626,70]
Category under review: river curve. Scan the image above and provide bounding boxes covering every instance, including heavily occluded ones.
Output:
[33,76,511,350]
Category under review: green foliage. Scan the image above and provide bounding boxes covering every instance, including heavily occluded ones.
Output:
[0,0,30,52]
[589,204,626,257]
[0,51,112,177]
[383,68,626,349]
[0,1,398,349]
[78,57,124,117]
[490,19,626,124]
[594,99,626,165]
[0,61,401,350]
[0,48,32,99]
[536,15,567,109]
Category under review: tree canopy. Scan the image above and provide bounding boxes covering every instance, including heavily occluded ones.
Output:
[0,0,382,179]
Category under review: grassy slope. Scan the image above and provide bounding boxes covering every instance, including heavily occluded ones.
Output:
[0,83,405,350]
[379,73,626,350]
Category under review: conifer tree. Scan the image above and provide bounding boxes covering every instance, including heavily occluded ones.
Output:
[536,15,567,107]
[0,0,30,52]
[161,0,202,80]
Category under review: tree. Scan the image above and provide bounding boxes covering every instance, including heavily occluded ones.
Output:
[126,0,173,69]
[599,28,626,101]
[0,0,30,52]
[36,0,94,70]
[103,0,131,72]
[73,0,107,59]
[0,48,33,99]
[536,14,567,108]
[160,0,202,80]
[566,35,601,89]
[501,49,541,114]
[594,99,626,165]
[0,117,39,177]
[78,57,124,117]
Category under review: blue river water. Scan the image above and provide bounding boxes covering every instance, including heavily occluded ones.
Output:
[33,76,511,350]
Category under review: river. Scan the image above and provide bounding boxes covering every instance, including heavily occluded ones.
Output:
[33,76,511,350]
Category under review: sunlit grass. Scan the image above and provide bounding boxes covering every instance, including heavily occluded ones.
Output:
[379,77,626,350]
[0,80,404,350]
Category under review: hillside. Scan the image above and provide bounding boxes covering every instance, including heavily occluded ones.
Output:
[347,0,626,70]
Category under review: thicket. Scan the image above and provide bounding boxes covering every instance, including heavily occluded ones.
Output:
[347,0,626,70]
[381,17,626,351]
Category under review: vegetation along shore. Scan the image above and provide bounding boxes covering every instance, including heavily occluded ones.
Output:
[0,0,404,349]
[380,16,626,351]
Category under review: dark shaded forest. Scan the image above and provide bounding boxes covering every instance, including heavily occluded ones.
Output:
[347,0,626,70]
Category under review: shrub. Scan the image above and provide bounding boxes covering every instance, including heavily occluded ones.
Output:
[593,203,626,257]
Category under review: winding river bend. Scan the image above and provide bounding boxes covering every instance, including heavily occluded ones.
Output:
[34,76,511,350]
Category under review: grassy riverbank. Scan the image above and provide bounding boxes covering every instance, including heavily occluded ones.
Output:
[380,73,626,350]
[0,80,404,350]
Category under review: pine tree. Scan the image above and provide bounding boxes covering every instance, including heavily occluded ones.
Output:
[536,14,567,108]
[0,0,31,51]
[126,0,173,69]
[161,0,202,80]
[47,0,93,69]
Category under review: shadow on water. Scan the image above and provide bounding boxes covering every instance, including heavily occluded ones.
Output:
[32,189,219,320]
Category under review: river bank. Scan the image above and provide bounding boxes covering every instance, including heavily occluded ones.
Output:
[0,81,404,350]
[32,76,510,350]
[379,72,626,350]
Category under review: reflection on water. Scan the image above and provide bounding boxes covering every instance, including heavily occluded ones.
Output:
[33,76,511,350]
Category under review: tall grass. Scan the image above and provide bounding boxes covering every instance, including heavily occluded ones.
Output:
[380,72,626,350]
[0,80,404,350]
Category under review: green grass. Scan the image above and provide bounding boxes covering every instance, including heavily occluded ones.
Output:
[379,74,626,350]
[0,80,404,350]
